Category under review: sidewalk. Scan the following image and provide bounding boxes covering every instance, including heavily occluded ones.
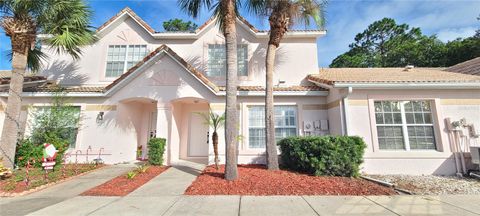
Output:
[23,194,480,216]
[0,164,135,216]
[3,161,480,216]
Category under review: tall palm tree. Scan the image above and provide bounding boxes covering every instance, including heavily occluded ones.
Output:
[197,110,225,170]
[0,0,96,168]
[248,0,325,170]
[178,0,239,180]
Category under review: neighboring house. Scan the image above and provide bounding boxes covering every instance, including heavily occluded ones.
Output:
[445,57,480,76]
[1,7,479,175]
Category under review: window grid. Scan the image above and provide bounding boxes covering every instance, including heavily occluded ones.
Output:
[106,45,148,78]
[375,100,436,151]
[207,44,248,77]
[248,105,297,149]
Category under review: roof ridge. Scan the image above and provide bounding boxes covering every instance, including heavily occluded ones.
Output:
[96,7,324,35]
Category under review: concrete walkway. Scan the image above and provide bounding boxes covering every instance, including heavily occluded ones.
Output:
[2,161,480,216]
[0,164,135,216]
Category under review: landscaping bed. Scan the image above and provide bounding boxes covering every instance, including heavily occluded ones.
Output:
[185,165,396,195]
[366,174,480,195]
[0,163,103,196]
[81,166,169,196]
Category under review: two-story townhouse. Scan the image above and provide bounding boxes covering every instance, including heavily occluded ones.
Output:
[1,7,479,175]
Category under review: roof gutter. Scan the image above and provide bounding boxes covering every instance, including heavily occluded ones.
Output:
[333,82,480,89]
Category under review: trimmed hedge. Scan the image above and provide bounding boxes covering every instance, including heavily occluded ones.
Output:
[278,136,366,177]
[148,138,166,165]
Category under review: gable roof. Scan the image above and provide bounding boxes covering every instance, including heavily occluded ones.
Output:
[308,67,480,88]
[104,44,219,95]
[445,57,480,76]
[94,7,326,39]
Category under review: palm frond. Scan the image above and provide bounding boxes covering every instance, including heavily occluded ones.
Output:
[6,44,48,72]
[39,0,96,59]
[178,0,213,18]
[245,0,268,16]
[195,109,225,131]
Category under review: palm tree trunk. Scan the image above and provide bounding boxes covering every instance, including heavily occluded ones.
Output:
[265,44,279,170]
[212,131,219,170]
[223,0,239,181]
[0,46,29,169]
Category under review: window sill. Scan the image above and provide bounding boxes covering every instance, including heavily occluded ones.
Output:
[364,150,452,159]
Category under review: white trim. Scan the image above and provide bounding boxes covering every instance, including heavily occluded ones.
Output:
[0,92,106,97]
[102,50,218,96]
[39,12,325,40]
[333,82,480,89]
[217,91,328,96]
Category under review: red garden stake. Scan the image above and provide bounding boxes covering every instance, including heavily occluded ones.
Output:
[62,153,70,178]
[86,146,92,163]
[75,150,82,174]
[24,158,35,186]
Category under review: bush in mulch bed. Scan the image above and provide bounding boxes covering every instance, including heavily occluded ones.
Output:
[185,165,396,196]
[0,163,102,194]
[278,136,366,177]
[81,166,169,196]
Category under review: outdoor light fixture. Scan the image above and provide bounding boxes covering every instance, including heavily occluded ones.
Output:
[96,111,104,123]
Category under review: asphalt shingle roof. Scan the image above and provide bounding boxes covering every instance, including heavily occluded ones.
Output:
[445,57,480,76]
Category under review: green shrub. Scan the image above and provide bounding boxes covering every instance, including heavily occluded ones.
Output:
[126,171,137,179]
[15,90,80,169]
[147,138,166,165]
[278,136,366,177]
[15,139,43,167]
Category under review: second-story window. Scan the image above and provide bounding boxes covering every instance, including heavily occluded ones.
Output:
[207,44,248,77]
[106,45,148,78]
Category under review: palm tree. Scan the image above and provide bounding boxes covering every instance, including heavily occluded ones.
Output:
[248,0,325,170]
[0,0,96,168]
[197,110,225,170]
[178,0,239,180]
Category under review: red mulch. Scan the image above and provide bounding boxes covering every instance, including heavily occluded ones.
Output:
[81,166,169,196]
[1,164,103,194]
[185,165,396,196]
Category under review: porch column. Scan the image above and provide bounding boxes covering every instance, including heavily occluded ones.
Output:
[156,103,172,165]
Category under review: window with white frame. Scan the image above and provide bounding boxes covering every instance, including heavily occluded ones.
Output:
[374,100,436,150]
[248,106,297,148]
[106,45,148,78]
[207,44,248,77]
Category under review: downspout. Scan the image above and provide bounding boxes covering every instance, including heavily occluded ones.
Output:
[340,87,353,136]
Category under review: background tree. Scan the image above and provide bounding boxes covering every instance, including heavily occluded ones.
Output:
[163,18,198,31]
[197,110,225,170]
[330,17,479,68]
[248,0,325,170]
[179,0,239,180]
[0,0,95,168]
[475,14,480,38]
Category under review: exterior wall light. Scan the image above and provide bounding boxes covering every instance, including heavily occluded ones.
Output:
[96,111,104,123]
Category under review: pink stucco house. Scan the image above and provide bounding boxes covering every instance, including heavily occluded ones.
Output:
[1,7,479,175]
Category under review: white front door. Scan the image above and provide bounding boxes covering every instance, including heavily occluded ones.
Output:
[148,111,157,140]
[188,112,209,157]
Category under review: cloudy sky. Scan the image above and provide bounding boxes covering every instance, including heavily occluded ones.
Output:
[0,0,478,69]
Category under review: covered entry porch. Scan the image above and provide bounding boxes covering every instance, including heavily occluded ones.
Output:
[117,97,210,164]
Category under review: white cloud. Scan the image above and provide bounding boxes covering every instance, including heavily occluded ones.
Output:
[436,27,476,41]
